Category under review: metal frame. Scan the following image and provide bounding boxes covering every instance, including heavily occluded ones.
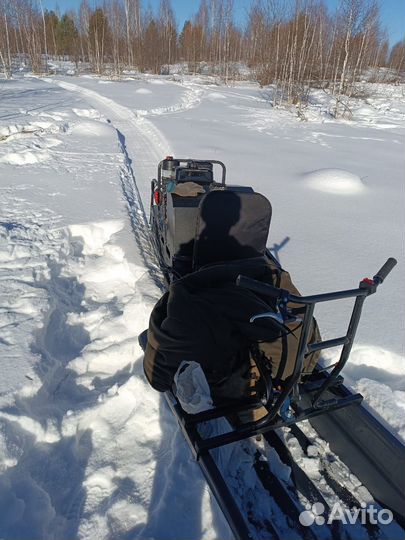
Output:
[170,258,397,457]
[165,392,256,540]
[150,158,227,279]
[157,158,227,185]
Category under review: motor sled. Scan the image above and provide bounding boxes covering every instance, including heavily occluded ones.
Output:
[139,157,404,539]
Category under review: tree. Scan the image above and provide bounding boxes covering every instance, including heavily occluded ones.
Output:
[0,0,394,89]
[56,13,78,58]
[142,16,160,73]
[44,10,59,56]
[0,0,13,78]
[16,0,44,73]
[179,19,203,73]
[389,40,405,75]
[159,0,177,66]
[107,0,125,75]
[88,7,110,73]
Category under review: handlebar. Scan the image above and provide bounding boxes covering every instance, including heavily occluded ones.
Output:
[236,258,397,305]
[373,257,397,284]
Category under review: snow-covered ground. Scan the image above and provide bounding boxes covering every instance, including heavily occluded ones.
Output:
[0,72,404,539]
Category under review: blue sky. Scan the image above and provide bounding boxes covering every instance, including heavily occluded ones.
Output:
[43,0,405,47]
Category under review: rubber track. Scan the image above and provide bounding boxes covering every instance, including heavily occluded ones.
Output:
[263,431,347,540]
[289,424,383,539]
[253,451,324,540]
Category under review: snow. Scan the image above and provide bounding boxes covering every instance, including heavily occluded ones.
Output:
[304,168,366,195]
[0,149,51,165]
[135,88,152,95]
[354,379,405,440]
[207,92,227,100]
[0,71,404,538]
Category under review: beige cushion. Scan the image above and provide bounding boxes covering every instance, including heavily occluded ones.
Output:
[173,182,205,197]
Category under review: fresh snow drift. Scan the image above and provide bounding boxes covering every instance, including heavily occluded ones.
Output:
[135,88,152,94]
[0,71,404,539]
[304,168,365,194]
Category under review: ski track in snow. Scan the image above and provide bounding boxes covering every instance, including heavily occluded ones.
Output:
[43,77,172,181]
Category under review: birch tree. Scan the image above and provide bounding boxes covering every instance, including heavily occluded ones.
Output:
[0,0,13,77]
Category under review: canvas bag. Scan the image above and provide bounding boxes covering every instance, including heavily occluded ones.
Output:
[257,262,322,382]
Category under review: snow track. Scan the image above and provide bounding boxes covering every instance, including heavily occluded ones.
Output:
[41,76,173,207]
[42,76,167,299]
[0,194,63,397]
[0,195,175,538]
[136,81,203,117]
[45,78,171,155]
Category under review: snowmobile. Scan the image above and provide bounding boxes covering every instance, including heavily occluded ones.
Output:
[140,157,405,539]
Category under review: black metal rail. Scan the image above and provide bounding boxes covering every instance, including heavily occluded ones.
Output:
[288,423,386,539]
[190,393,363,454]
[263,429,381,540]
[164,392,258,540]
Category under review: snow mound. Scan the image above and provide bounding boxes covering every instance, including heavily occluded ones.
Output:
[70,120,113,137]
[72,108,102,120]
[0,121,61,139]
[40,137,62,149]
[0,124,26,138]
[68,220,124,256]
[28,121,56,131]
[304,168,365,195]
[0,149,50,165]
[348,345,405,378]
[135,88,152,95]
[356,105,375,117]
[208,92,226,99]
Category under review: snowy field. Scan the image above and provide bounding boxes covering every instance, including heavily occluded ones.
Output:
[0,71,404,539]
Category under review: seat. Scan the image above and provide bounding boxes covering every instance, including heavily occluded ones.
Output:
[163,191,201,275]
[192,190,272,271]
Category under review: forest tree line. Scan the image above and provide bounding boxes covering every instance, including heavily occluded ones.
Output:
[1,0,404,108]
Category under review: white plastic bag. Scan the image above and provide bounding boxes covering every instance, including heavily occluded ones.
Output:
[173,361,235,470]
[174,361,213,414]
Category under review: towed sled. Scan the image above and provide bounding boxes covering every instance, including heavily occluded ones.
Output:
[139,157,405,539]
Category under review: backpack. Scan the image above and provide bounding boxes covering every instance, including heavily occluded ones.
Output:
[257,261,321,382]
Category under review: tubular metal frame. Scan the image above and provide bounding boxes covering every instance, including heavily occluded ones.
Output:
[173,270,395,456]
[157,158,227,185]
